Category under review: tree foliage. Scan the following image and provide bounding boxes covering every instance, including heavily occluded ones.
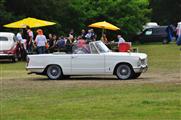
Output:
[71,0,151,39]
[0,0,13,30]
[150,0,181,25]
[1,0,150,40]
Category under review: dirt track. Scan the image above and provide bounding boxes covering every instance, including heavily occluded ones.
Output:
[1,70,181,90]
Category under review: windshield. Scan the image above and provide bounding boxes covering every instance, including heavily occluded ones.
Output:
[95,41,110,53]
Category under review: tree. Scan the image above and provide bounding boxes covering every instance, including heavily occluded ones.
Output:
[2,0,150,40]
[150,0,181,25]
[0,0,13,30]
[71,0,151,40]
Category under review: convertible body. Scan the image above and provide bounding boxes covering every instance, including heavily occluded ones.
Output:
[26,41,148,80]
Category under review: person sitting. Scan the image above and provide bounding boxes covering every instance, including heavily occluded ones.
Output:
[77,36,86,48]
[56,36,66,52]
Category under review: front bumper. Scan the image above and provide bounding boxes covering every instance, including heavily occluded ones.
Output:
[133,65,148,73]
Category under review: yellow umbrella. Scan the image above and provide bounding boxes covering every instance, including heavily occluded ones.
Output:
[88,21,120,31]
[3,17,56,28]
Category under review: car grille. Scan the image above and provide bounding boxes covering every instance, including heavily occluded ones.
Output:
[141,59,147,65]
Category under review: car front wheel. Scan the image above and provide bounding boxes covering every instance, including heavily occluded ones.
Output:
[47,65,62,80]
[116,64,133,80]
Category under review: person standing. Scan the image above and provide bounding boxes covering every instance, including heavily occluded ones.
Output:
[56,36,66,52]
[69,29,74,40]
[85,29,92,43]
[35,29,47,54]
[101,34,108,44]
[90,29,96,41]
[166,25,174,43]
[16,29,25,60]
[48,33,55,53]
[80,29,86,39]
[26,26,34,54]
[176,24,181,46]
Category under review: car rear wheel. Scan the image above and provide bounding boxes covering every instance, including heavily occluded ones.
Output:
[12,56,18,62]
[47,65,62,80]
[116,64,133,80]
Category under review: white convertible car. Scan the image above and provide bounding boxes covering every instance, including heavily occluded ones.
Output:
[26,41,148,80]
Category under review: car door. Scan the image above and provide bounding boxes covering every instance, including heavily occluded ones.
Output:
[140,28,153,42]
[151,28,163,42]
[71,43,105,75]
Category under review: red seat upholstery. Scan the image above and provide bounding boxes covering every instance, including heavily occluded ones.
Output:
[118,42,131,52]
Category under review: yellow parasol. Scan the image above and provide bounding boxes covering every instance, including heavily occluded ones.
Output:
[3,17,56,28]
[88,21,120,31]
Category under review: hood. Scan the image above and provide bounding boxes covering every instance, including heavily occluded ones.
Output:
[106,52,147,59]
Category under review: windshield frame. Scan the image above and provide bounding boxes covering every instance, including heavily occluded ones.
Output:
[94,41,110,53]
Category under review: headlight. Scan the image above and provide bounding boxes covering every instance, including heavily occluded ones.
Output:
[137,58,147,66]
[141,59,146,65]
[137,58,141,67]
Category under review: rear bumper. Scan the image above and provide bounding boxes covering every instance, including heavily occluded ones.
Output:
[133,65,148,73]
[0,54,15,59]
[26,67,45,74]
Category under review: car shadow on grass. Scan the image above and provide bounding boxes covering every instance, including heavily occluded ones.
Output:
[30,76,152,81]
[30,75,118,81]
[0,60,14,64]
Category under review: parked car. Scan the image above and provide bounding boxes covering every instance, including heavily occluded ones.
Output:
[26,41,148,80]
[143,22,159,30]
[134,26,169,44]
[0,32,19,62]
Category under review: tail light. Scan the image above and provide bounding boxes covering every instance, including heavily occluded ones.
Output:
[26,56,30,66]
[3,44,17,54]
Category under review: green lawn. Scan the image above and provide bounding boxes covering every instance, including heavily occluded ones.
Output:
[135,43,181,71]
[0,43,181,120]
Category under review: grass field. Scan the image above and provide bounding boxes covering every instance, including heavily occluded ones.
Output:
[0,43,181,120]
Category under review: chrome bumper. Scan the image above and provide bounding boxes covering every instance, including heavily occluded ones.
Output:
[0,54,15,58]
[133,65,148,73]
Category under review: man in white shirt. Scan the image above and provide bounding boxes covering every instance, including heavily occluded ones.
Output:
[16,30,23,42]
[117,35,125,44]
[16,29,27,49]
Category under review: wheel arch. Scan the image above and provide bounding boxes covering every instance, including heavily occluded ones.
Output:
[43,64,63,75]
[113,62,134,75]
